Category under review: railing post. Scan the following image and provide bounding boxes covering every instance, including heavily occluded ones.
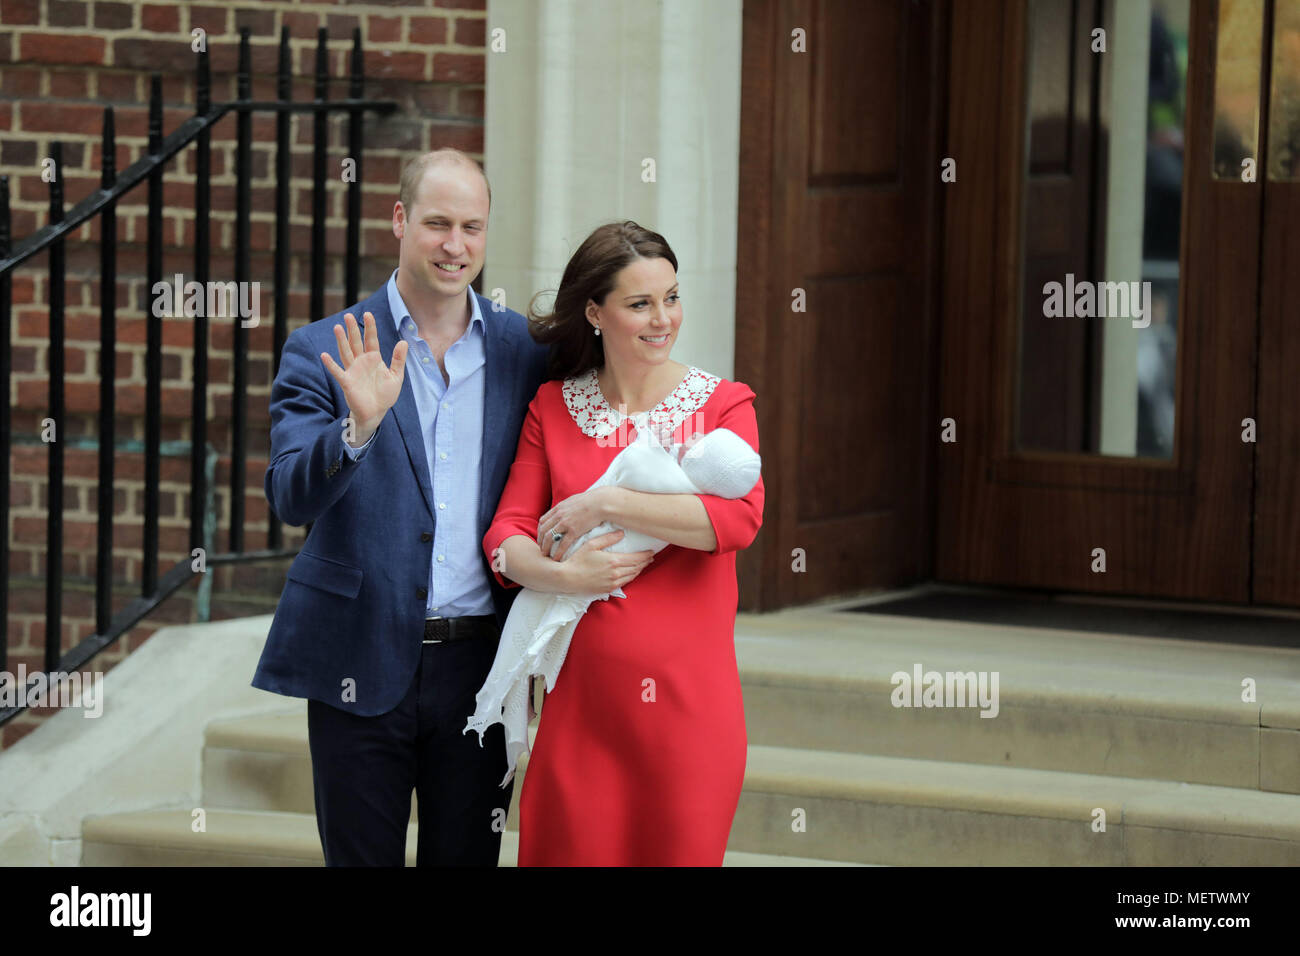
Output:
[0,176,10,667]
[191,47,211,555]
[95,110,117,637]
[269,26,291,551]
[45,142,65,672]
[346,27,364,306]
[311,27,328,326]
[230,29,251,553]
[143,74,163,596]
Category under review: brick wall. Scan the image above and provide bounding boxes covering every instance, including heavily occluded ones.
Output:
[0,0,487,747]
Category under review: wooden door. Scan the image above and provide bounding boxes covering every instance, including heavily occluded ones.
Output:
[936,0,1263,603]
[735,0,944,610]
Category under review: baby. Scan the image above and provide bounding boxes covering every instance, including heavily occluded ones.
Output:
[464,416,762,786]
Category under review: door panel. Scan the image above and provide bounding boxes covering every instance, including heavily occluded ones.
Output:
[735,0,944,609]
[936,0,1259,602]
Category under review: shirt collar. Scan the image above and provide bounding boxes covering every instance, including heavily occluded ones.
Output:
[387,268,484,338]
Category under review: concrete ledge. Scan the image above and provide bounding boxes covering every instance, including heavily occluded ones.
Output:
[0,614,305,865]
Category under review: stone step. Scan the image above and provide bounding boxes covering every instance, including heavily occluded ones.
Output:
[734,604,1300,792]
[201,709,528,827]
[98,740,1300,865]
[731,744,1300,865]
[80,808,866,866]
[205,602,1300,807]
[196,710,1300,865]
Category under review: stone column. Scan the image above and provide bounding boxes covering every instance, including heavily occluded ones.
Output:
[484,0,743,378]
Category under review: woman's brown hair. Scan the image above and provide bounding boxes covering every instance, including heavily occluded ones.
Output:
[528,220,678,382]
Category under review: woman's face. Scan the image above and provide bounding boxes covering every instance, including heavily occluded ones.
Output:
[586,256,682,368]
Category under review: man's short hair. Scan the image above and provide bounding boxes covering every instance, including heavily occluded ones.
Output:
[398,149,492,214]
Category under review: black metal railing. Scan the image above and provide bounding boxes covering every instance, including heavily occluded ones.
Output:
[0,27,397,725]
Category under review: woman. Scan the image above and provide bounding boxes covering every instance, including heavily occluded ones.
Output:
[482,220,764,866]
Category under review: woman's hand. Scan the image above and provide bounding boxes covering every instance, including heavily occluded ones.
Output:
[561,529,654,594]
[538,487,613,559]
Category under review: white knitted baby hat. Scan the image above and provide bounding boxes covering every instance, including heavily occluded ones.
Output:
[679,428,761,499]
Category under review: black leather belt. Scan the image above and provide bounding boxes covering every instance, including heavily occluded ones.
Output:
[423,615,497,644]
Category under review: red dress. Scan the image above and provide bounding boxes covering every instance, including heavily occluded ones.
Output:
[482,366,764,866]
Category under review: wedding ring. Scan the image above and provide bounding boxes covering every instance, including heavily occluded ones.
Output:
[552,530,564,542]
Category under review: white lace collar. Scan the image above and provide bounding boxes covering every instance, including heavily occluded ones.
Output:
[562,365,721,440]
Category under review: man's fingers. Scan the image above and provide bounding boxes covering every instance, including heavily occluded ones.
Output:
[320,352,345,384]
[389,338,408,378]
[363,311,379,352]
[333,322,355,366]
[345,311,364,357]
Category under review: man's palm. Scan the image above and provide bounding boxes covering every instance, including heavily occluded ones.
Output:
[320,311,409,428]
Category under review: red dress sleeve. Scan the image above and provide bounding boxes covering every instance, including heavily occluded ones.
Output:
[696,380,764,556]
[483,389,552,589]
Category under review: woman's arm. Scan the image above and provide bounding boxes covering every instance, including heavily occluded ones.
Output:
[650,382,759,556]
[537,382,765,557]
[484,392,654,593]
[496,534,571,592]
[496,530,653,594]
[596,488,718,552]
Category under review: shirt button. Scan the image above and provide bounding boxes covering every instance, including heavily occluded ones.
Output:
[439,452,447,460]
[438,502,446,510]
[437,555,445,563]
[420,532,432,542]
[422,357,429,363]
[417,587,427,599]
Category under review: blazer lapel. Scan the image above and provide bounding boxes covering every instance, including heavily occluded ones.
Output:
[478,293,518,538]
[371,288,437,521]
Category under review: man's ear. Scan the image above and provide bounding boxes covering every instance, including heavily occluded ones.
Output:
[392,201,405,238]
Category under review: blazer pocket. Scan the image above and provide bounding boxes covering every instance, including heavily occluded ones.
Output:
[286,550,364,598]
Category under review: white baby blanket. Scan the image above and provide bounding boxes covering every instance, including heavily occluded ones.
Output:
[463,414,762,786]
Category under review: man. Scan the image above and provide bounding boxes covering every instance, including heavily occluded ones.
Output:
[252,149,548,866]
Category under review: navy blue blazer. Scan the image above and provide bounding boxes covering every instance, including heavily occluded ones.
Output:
[252,285,549,716]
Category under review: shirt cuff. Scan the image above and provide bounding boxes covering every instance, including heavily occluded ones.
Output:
[341,425,378,461]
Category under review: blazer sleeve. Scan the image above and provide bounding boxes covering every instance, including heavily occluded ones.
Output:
[263,328,375,527]
[697,381,765,556]
[483,391,552,589]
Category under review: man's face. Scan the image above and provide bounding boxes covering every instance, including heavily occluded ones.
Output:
[392,163,489,301]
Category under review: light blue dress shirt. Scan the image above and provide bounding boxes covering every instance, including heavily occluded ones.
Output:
[341,269,494,619]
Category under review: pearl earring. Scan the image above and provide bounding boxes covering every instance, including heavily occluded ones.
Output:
[594,327,601,336]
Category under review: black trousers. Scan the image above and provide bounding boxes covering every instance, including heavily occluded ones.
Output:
[306,628,514,866]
